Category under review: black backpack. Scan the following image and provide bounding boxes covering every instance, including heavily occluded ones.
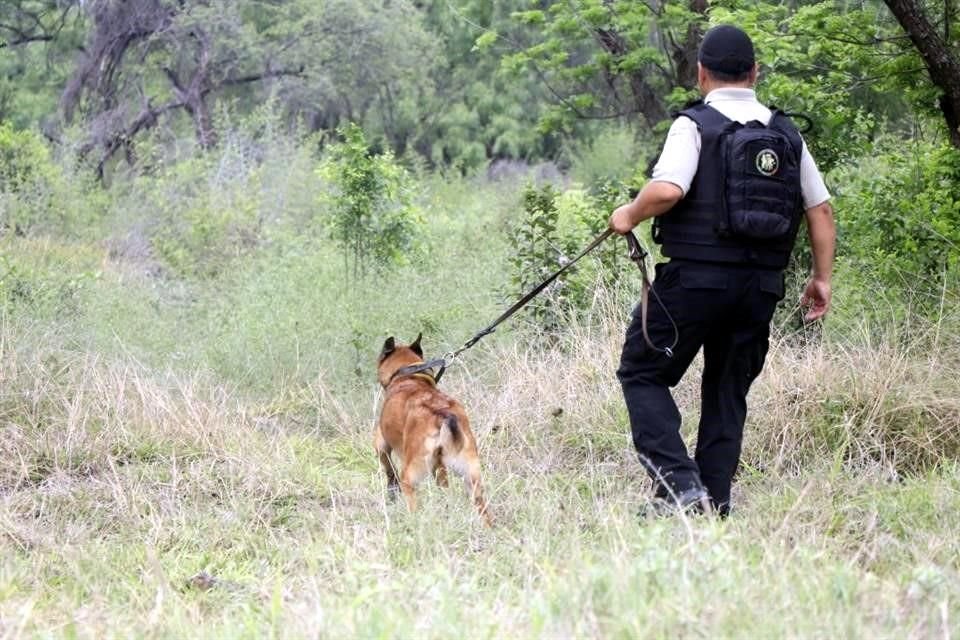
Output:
[652,102,808,269]
[715,109,804,241]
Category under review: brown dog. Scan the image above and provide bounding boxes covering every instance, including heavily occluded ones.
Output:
[375,334,491,526]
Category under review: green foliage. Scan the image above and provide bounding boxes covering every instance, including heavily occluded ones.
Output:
[0,123,102,236]
[509,184,565,332]
[0,121,55,190]
[405,0,554,171]
[830,139,960,318]
[503,0,705,134]
[0,1,86,128]
[317,123,420,281]
[508,181,633,335]
[144,156,264,280]
[855,144,960,275]
[711,1,927,171]
[584,179,636,281]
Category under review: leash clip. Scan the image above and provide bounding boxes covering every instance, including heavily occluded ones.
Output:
[433,351,458,384]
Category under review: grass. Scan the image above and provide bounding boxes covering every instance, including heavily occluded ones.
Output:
[1,292,959,638]
[0,151,959,638]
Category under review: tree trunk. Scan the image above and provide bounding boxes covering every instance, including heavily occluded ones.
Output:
[165,32,218,150]
[672,0,708,90]
[181,100,216,149]
[884,0,960,148]
[185,31,217,150]
[595,27,667,126]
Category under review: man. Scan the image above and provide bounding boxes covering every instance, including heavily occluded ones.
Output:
[609,24,835,516]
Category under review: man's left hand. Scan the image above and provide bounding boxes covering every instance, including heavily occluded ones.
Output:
[609,181,683,235]
[609,205,637,235]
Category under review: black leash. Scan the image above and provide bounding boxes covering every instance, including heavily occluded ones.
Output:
[427,228,678,383]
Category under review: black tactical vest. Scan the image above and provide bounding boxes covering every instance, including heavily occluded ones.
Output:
[653,101,805,269]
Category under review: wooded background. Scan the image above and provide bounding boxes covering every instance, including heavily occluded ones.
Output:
[2,0,958,168]
[3,1,959,301]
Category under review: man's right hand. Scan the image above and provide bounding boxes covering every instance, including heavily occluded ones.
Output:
[801,201,835,322]
[801,277,831,321]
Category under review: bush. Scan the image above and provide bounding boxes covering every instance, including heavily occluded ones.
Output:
[139,154,264,280]
[506,181,636,336]
[839,142,960,275]
[829,139,960,323]
[0,123,63,234]
[317,123,420,282]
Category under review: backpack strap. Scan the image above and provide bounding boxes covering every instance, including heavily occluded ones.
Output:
[766,108,804,156]
[677,101,732,130]
[769,106,814,134]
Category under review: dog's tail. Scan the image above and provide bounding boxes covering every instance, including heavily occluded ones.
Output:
[438,413,463,449]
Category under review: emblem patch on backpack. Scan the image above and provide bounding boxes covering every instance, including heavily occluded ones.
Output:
[755,148,779,176]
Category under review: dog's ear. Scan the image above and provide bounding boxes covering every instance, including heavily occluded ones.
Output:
[410,332,423,357]
[379,336,396,361]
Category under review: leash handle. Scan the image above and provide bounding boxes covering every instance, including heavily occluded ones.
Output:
[625,230,678,357]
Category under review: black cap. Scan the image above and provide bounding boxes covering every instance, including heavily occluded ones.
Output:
[698,25,755,75]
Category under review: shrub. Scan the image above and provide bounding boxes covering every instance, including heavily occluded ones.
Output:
[0,123,63,234]
[138,154,264,280]
[828,139,960,324]
[317,123,420,282]
[506,181,637,336]
[840,142,960,275]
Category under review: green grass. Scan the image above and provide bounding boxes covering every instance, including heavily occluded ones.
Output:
[1,163,959,638]
[1,298,959,638]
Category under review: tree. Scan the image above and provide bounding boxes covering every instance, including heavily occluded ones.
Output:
[503,1,952,166]
[882,0,960,148]
[275,0,439,155]
[318,123,419,282]
[502,0,708,133]
[0,1,84,129]
[62,0,311,177]
[61,0,439,178]
[0,0,79,49]
[405,0,557,169]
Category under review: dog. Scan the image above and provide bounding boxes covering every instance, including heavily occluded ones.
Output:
[375,333,491,526]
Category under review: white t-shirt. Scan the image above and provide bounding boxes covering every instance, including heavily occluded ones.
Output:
[651,88,831,209]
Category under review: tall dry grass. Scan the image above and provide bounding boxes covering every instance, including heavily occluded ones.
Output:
[1,291,959,637]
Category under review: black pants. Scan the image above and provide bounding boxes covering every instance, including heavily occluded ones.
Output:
[617,259,785,513]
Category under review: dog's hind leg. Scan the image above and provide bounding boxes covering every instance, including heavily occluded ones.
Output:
[375,430,400,500]
[433,451,449,488]
[447,453,492,527]
[464,461,493,527]
[379,449,400,500]
[400,457,429,513]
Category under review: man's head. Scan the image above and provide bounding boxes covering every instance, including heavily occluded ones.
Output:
[697,25,757,91]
